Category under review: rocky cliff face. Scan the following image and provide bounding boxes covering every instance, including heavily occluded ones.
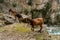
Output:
[0,0,60,26]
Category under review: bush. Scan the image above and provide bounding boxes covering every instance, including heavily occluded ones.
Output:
[12,3,17,7]
[23,9,28,15]
[27,0,33,6]
[31,9,40,19]
[55,14,60,25]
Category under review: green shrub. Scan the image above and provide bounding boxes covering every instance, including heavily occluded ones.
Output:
[55,14,60,25]
[27,0,33,6]
[23,9,28,15]
[12,3,17,7]
[31,9,40,19]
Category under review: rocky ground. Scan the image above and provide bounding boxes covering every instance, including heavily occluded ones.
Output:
[0,23,60,40]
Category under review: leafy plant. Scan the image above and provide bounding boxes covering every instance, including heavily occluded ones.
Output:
[23,9,28,15]
[55,14,60,25]
[12,3,17,7]
[39,1,52,24]
[41,2,52,18]
[31,9,40,19]
[27,0,33,6]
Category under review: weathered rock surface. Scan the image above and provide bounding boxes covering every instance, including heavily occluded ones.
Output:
[0,13,19,26]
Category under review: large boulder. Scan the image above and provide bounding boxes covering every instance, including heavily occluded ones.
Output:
[0,13,19,26]
[3,14,19,24]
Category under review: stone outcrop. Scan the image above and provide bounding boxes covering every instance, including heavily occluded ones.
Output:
[0,0,59,26]
[0,13,19,26]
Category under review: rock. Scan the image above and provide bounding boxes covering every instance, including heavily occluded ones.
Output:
[4,14,15,23]
[0,13,19,26]
[3,14,19,24]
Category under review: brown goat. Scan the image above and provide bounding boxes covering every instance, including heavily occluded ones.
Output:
[9,9,23,22]
[26,18,44,32]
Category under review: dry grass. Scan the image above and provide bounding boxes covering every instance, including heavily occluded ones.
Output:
[0,23,31,33]
[0,23,45,40]
[35,33,43,40]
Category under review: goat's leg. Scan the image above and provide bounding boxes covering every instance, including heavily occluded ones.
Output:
[31,25,34,31]
[15,17,19,23]
[38,25,43,32]
[18,18,23,23]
